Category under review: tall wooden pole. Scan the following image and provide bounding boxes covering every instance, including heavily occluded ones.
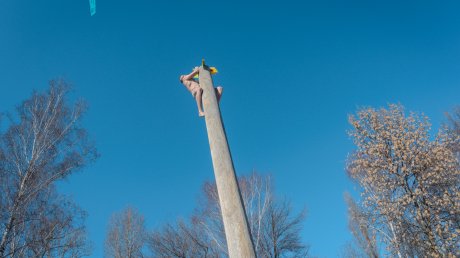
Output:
[199,64,256,258]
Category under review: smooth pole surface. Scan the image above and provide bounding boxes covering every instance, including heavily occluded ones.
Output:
[199,66,256,258]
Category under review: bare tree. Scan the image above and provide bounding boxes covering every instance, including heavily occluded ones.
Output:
[446,106,460,154]
[340,241,364,258]
[343,193,379,258]
[0,81,97,257]
[105,207,148,258]
[149,220,220,258]
[21,189,90,257]
[149,172,309,258]
[347,104,460,257]
[258,198,308,258]
[446,106,460,135]
[195,172,273,256]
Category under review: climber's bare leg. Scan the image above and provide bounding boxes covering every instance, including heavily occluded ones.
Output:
[215,86,223,102]
[195,88,205,117]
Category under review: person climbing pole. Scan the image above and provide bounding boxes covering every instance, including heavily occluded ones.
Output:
[179,67,223,117]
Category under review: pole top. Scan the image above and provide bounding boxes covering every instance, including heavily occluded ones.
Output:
[201,59,210,70]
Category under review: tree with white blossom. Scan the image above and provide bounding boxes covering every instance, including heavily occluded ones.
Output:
[347,104,460,257]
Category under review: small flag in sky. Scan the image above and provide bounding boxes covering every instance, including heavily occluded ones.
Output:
[89,0,96,16]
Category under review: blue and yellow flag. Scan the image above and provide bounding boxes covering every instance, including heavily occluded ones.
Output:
[194,67,218,78]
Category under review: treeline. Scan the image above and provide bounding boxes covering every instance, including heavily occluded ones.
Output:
[1,83,459,257]
[105,173,309,258]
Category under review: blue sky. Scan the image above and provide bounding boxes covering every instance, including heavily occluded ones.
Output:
[1,0,459,256]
